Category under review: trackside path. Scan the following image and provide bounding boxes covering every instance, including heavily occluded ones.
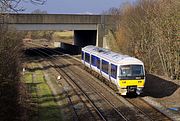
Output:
[23,62,63,121]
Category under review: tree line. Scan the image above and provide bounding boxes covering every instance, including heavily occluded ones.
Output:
[0,1,46,120]
[106,0,179,79]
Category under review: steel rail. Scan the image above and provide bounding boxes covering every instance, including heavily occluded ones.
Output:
[28,46,107,121]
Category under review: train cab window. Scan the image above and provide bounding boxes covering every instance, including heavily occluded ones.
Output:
[85,52,90,63]
[120,65,144,77]
[81,51,84,60]
[91,55,96,66]
[102,60,109,74]
[111,64,117,79]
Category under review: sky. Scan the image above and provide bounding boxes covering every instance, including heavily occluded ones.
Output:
[19,0,136,14]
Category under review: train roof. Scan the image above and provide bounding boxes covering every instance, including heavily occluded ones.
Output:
[82,45,143,65]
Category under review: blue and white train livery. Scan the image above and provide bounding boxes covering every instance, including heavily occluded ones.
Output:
[81,45,145,95]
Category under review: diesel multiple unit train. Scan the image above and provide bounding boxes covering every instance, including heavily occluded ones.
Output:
[81,45,145,95]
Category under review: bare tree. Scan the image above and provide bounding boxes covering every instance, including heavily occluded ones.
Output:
[0,1,47,120]
[0,0,46,12]
[107,0,179,79]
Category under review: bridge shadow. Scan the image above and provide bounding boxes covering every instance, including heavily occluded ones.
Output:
[24,46,81,58]
[23,47,82,69]
[36,91,146,121]
[142,74,179,98]
[25,63,80,73]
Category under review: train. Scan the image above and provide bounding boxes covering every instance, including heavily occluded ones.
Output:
[81,45,145,95]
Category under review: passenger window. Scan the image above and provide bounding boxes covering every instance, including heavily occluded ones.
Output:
[85,53,90,63]
[102,60,109,74]
[111,64,117,79]
[97,58,100,69]
[81,51,84,60]
[91,55,96,66]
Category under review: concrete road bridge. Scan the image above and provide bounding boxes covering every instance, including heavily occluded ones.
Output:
[6,14,116,47]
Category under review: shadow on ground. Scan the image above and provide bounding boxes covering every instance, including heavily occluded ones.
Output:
[24,47,80,57]
[22,47,81,64]
[25,63,80,73]
[142,74,179,98]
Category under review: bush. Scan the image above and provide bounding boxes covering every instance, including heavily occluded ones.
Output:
[0,16,26,120]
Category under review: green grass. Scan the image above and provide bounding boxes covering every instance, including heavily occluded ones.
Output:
[23,63,63,121]
[23,74,32,83]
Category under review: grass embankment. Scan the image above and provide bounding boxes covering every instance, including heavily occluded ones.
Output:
[53,31,73,39]
[23,63,63,121]
[52,31,73,44]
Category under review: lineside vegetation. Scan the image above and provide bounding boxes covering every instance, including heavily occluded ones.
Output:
[106,0,179,79]
[23,63,63,121]
[0,14,26,121]
[0,0,46,120]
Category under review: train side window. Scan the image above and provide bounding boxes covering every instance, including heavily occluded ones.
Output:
[111,64,117,79]
[91,55,96,66]
[85,52,90,63]
[81,51,84,60]
[96,57,100,69]
[102,60,109,74]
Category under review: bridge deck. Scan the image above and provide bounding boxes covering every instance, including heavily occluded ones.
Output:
[7,14,112,24]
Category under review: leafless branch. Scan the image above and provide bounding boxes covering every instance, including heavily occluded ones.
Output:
[106,0,179,79]
[0,0,46,12]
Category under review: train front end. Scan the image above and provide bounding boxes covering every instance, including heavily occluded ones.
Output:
[118,64,145,95]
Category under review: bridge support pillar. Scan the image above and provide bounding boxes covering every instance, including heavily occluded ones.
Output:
[96,24,105,47]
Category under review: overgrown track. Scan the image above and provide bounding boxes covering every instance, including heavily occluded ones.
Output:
[25,42,172,121]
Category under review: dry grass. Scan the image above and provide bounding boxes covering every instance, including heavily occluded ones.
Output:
[52,31,73,43]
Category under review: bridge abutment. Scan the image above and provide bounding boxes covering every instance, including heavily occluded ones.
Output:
[96,24,105,47]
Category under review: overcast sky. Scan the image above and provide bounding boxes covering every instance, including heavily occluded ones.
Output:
[19,0,136,14]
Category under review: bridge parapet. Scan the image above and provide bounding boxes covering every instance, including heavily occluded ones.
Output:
[6,14,114,25]
[7,14,101,24]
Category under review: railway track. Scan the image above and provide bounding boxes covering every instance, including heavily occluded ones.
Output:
[56,53,171,121]
[126,97,171,121]
[66,56,172,121]
[53,57,131,121]
[26,45,137,121]
[28,48,106,121]
[27,47,129,121]
[25,42,172,121]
